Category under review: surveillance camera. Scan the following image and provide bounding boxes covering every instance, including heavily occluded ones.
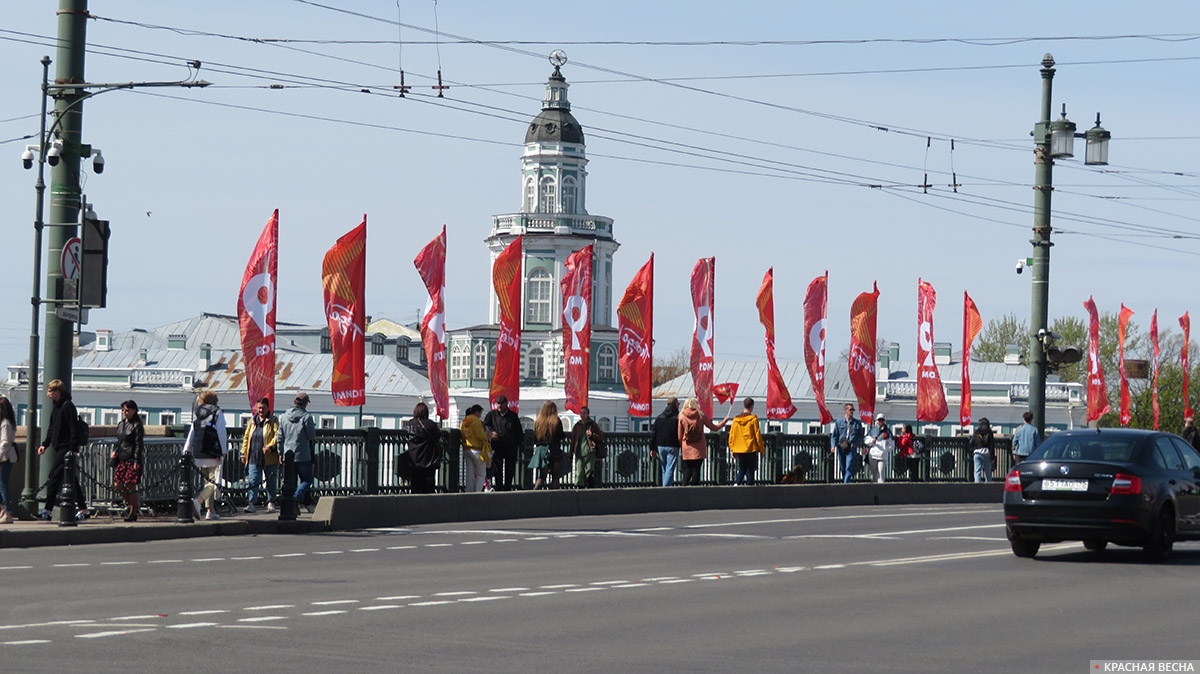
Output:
[46,142,61,167]
[21,147,34,170]
[92,150,104,174]
[1015,259,1025,274]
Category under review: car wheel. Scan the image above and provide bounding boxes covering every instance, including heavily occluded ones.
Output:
[1082,539,1108,552]
[1010,536,1040,558]
[1143,506,1175,563]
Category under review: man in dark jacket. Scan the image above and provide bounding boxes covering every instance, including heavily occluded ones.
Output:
[405,402,442,494]
[650,397,681,486]
[278,392,317,513]
[37,379,86,520]
[570,407,605,489]
[483,396,523,491]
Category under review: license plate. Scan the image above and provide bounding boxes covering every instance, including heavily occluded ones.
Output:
[1042,478,1089,492]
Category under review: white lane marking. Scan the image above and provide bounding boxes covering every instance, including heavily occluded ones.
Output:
[111,615,164,621]
[178,610,228,616]
[494,538,518,543]
[350,548,380,553]
[167,623,218,629]
[220,625,287,630]
[775,567,808,573]
[735,571,773,577]
[359,605,402,611]
[490,587,529,593]
[303,610,347,617]
[734,569,768,575]
[409,600,452,606]
[3,640,52,645]
[460,541,487,545]
[375,595,419,601]
[614,583,649,588]
[644,576,679,582]
[525,536,548,541]
[659,579,694,584]
[273,553,305,558]
[147,559,182,564]
[424,543,452,548]
[313,551,344,555]
[457,596,505,603]
[813,564,847,570]
[589,580,628,586]
[0,620,94,630]
[540,584,579,589]
[680,508,1002,530]
[52,563,91,568]
[101,561,138,566]
[632,527,673,532]
[692,572,727,578]
[565,587,605,593]
[310,600,359,606]
[387,546,415,550]
[790,535,899,540]
[76,628,157,639]
[930,536,1008,542]
[231,556,264,560]
[0,566,33,570]
[679,533,770,539]
[856,545,1074,567]
[519,591,557,597]
[434,591,476,597]
[191,558,226,562]
[244,605,294,611]
[238,616,286,623]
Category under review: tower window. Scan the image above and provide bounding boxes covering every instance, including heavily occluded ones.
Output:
[524,177,535,211]
[450,342,470,381]
[527,346,545,380]
[539,176,556,212]
[562,177,577,214]
[526,268,553,324]
[598,344,617,382]
[473,343,489,380]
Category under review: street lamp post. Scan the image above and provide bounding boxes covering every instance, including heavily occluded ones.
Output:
[1028,53,1110,437]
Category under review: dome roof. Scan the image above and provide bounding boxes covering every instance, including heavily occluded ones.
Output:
[525,108,584,144]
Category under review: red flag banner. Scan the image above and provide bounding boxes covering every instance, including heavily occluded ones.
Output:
[562,245,594,413]
[617,255,654,417]
[1118,304,1134,426]
[916,279,949,423]
[690,258,716,418]
[1151,310,1160,430]
[238,210,278,411]
[848,282,879,423]
[414,226,449,419]
[960,291,982,426]
[491,237,523,413]
[803,272,833,425]
[322,217,367,407]
[713,382,740,405]
[1084,297,1111,423]
[755,268,797,420]
[1181,312,1192,418]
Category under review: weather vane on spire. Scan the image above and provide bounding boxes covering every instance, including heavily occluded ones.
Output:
[549,49,568,73]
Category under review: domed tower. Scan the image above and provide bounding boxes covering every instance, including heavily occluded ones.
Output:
[486,53,619,331]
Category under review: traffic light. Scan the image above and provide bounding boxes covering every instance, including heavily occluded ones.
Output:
[80,211,109,308]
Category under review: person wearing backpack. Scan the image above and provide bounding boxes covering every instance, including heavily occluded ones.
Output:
[37,379,87,520]
[676,397,730,486]
[279,392,317,512]
[727,398,764,485]
[185,390,228,520]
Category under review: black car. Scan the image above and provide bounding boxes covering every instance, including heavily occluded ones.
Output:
[1003,428,1200,561]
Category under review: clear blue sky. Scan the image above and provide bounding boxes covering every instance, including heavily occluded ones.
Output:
[1,1,1197,373]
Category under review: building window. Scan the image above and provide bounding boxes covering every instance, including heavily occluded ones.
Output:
[320,416,338,429]
[396,339,409,362]
[473,343,489,380]
[526,268,553,324]
[538,176,556,212]
[562,177,577,214]
[597,344,616,382]
[450,342,470,381]
[238,413,252,427]
[524,177,535,211]
[361,416,377,428]
[526,346,544,380]
[598,417,612,432]
[78,411,93,425]
[139,412,149,425]
[160,412,177,426]
[371,334,385,356]
[320,328,331,354]
[103,411,120,425]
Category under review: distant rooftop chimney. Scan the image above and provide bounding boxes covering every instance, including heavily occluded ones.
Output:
[198,343,212,371]
[933,342,952,366]
[137,348,148,367]
[96,329,112,353]
[1004,344,1023,366]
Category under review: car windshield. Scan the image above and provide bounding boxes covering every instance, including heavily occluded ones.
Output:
[1028,434,1139,463]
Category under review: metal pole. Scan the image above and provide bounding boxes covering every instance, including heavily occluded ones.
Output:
[1029,54,1056,438]
[21,56,52,517]
[40,0,88,487]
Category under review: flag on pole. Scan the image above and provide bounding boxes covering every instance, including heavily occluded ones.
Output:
[916,279,949,423]
[1151,310,1160,430]
[561,245,594,414]
[237,210,278,411]
[414,226,448,419]
[1181,312,1192,419]
[690,258,716,418]
[491,236,523,412]
[960,291,982,426]
[617,255,654,417]
[848,282,879,423]
[322,217,367,407]
[755,268,796,420]
[713,382,740,405]
[1118,304,1134,426]
[803,272,832,425]
[1085,297,1111,423]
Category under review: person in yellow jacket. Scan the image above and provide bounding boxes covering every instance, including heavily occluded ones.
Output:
[459,404,493,492]
[727,398,764,485]
[241,397,280,513]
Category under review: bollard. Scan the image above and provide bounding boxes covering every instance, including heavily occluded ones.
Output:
[176,451,195,523]
[57,450,79,527]
[277,450,297,521]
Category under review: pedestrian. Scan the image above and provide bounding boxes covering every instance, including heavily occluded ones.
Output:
[650,398,681,486]
[897,424,922,482]
[971,418,996,483]
[529,401,566,489]
[241,397,279,514]
[1012,411,1041,465]
[459,404,491,493]
[185,390,228,520]
[0,396,18,524]
[279,392,317,513]
[570,406,606,488]
[37,379,87,520]
[405,402,442,494]
[111,400,145,522]
[829,403,865,483]
[728,398,764,485]
[483,396,523,491]
[676,398,729,486]
[866,413,893,483]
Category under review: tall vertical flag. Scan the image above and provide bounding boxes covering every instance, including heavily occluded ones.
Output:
[1084,296,1110,423]
[322,217,367,407]
[803,272,833,425]
[916,279,949,422]
[755,268,797,420]
[238,210,278,411]
[561,245,594,413]
[1151,310,1160,430]
[960,291,982,427]
[1118,304,1134,426]
[848,282,879,423]
[414,226,449,419]
[617,255,654,417]
[690,258,716,418]
[491,236,523,412]
[1181,312,1193,418]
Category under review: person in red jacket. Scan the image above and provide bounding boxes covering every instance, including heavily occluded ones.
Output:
[897,424,922,482]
